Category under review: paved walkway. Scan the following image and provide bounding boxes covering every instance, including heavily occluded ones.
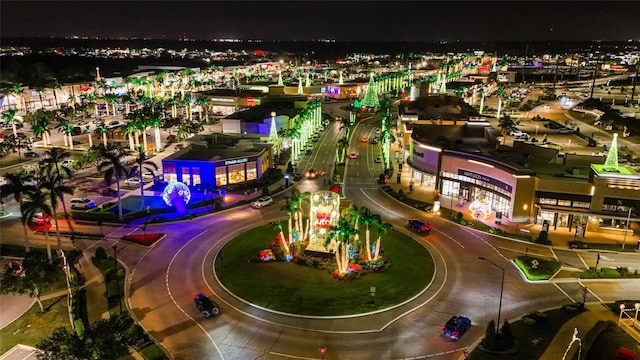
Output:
[540,303,618,360]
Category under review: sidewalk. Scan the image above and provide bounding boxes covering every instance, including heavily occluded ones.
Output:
[540,303,618,359]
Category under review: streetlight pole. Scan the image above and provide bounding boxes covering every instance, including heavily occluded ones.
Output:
[479,256,505,334]
[622,207,632,249]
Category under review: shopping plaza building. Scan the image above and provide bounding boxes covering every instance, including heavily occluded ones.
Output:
[399,98,639,237]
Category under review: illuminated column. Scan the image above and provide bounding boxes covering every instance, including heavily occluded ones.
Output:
[339,71,344,85]
[305,73,311,88]
[298,78,304,94]
[277,72,283,86]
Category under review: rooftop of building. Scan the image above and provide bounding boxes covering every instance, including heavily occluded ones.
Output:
[164,133,270,162]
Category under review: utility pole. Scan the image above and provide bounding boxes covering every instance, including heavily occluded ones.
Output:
[590,62,598,99]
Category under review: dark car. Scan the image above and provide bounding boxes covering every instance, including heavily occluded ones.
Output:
[24,151,40,158]
[98,187,118,197]
[71,126,83,136]
[292,173,302,181]
[194,293,219,318]
[441,315,471,341]
[408,219,433,233]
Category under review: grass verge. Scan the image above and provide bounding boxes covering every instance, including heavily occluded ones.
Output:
[0,296,69,354]
[514,256,561,281]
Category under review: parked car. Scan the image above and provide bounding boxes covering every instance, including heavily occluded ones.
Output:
[71,126,83,136]
[374,157,382,163]
[24,151,40,158]
[292,173,302,181]
[251,196,274,208]
[98,187,118,197]
[408,219,433,233]
[70,198,96,210]
[441,315,471,341]
[125,177,141,186]
[194,293,219,318]
[371,138,378,144]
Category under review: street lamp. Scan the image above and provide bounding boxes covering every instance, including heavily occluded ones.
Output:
[479,256,505,334]
[619,303,626,326]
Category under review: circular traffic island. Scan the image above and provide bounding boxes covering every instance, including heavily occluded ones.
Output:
[215,225,434,316]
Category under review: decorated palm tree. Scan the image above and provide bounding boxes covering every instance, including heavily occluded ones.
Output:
[280,198,297,247]
[55,118,73,148]
[8,82,26,111]
[289,189,310,240]
[96,124,109,147]
[21,189,54,261]
[29,110,53,147]
[97,145,132,219]
[269,221,289,255]
[2,108,21,136]
[1,172,37,253]
[372,221,393,260]
[359,210,380,261]
[326,218,357,275]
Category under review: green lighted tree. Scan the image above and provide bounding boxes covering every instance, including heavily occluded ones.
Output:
[361,73,380,110]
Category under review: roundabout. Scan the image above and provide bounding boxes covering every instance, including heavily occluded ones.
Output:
[214,224,435,316]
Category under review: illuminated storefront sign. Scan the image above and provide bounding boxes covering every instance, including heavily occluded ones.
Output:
[225,158,248,165]
[458,170,512,192]
[209,97,235,103]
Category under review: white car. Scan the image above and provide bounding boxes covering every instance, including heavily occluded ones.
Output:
[70,198,95,210]
[251,196,273,208]
[125,177,141,186]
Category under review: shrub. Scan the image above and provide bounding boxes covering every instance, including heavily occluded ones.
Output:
[106,280,121,298]
[535,230,551,245]
[456,212,464,223]
[93,247,108,264]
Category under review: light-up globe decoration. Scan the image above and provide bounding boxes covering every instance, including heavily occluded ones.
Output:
[469,198,492,220]
[162,182,191,213]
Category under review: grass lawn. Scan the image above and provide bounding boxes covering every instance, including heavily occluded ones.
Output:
[216,226,434,316]
[468,308,578,360]
[586,320,640,360]
[514,256,561,281]
[0,296,70,354]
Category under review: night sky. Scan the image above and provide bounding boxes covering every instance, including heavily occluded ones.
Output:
[1,1,639,42]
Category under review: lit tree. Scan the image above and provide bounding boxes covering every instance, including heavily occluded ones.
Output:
[2,108,21,137]
[131,147,158,211]
[361,73,380,110]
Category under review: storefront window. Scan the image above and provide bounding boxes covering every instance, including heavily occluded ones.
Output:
[246,161,257,181]
[192,168,201,185]
[182,168,191,185]
[441,179,459,197]
[215,167,227,186]
[228,164,245,184]
[164,164,177,183]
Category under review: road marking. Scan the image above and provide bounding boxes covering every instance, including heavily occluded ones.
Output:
[497,246,552,259]
[549,248,559,261]
[163,230,225,359]
[577,280,605,303]
[553,282,575,302]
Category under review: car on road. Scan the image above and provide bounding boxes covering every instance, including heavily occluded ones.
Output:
[194,293,219,318]
[98,187,118,197]
[371,138,378,144]
[349,152,357,159]
[251,196,274,208]
[125,177,141,186]
[374,157,382,163]
[24,151,40,158]
[408,219,433,233]
[441,315,471,341]
[71,126,83,136]
[305,168,317,179]
[361,136,368,142]
[292,173,302,181]
[70,198,96,210]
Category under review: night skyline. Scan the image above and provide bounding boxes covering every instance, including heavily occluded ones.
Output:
[2,1,639,43]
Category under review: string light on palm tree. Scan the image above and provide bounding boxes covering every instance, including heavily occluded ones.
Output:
[269,111,279,144]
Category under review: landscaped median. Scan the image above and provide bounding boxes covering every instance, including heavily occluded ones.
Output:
[513,255,562,281]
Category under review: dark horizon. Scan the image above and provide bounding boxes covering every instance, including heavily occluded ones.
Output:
[2,1,639,42]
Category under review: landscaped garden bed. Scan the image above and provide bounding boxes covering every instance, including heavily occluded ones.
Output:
[513,255,561,281]
[121,233,166,246]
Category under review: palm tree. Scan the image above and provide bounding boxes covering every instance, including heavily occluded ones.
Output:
[372,221,393,260]
[269,221,290,255]
[131,147,158,211]
[2,108,21,136]
[288,189,310,240]
[28,110,53,147]
[359,210,379,261]
[38,166,75,250]
[21,189,54,261]
[281,198,297,245]
[498,114,517,135]
[97,145,132,219]
[96,124,109,147]
[1,172,37,253]
[39,148,74,223]
[55,118,73,147]
[326,218,357,274]
[8,82,26,112]
[46,81,62,109]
